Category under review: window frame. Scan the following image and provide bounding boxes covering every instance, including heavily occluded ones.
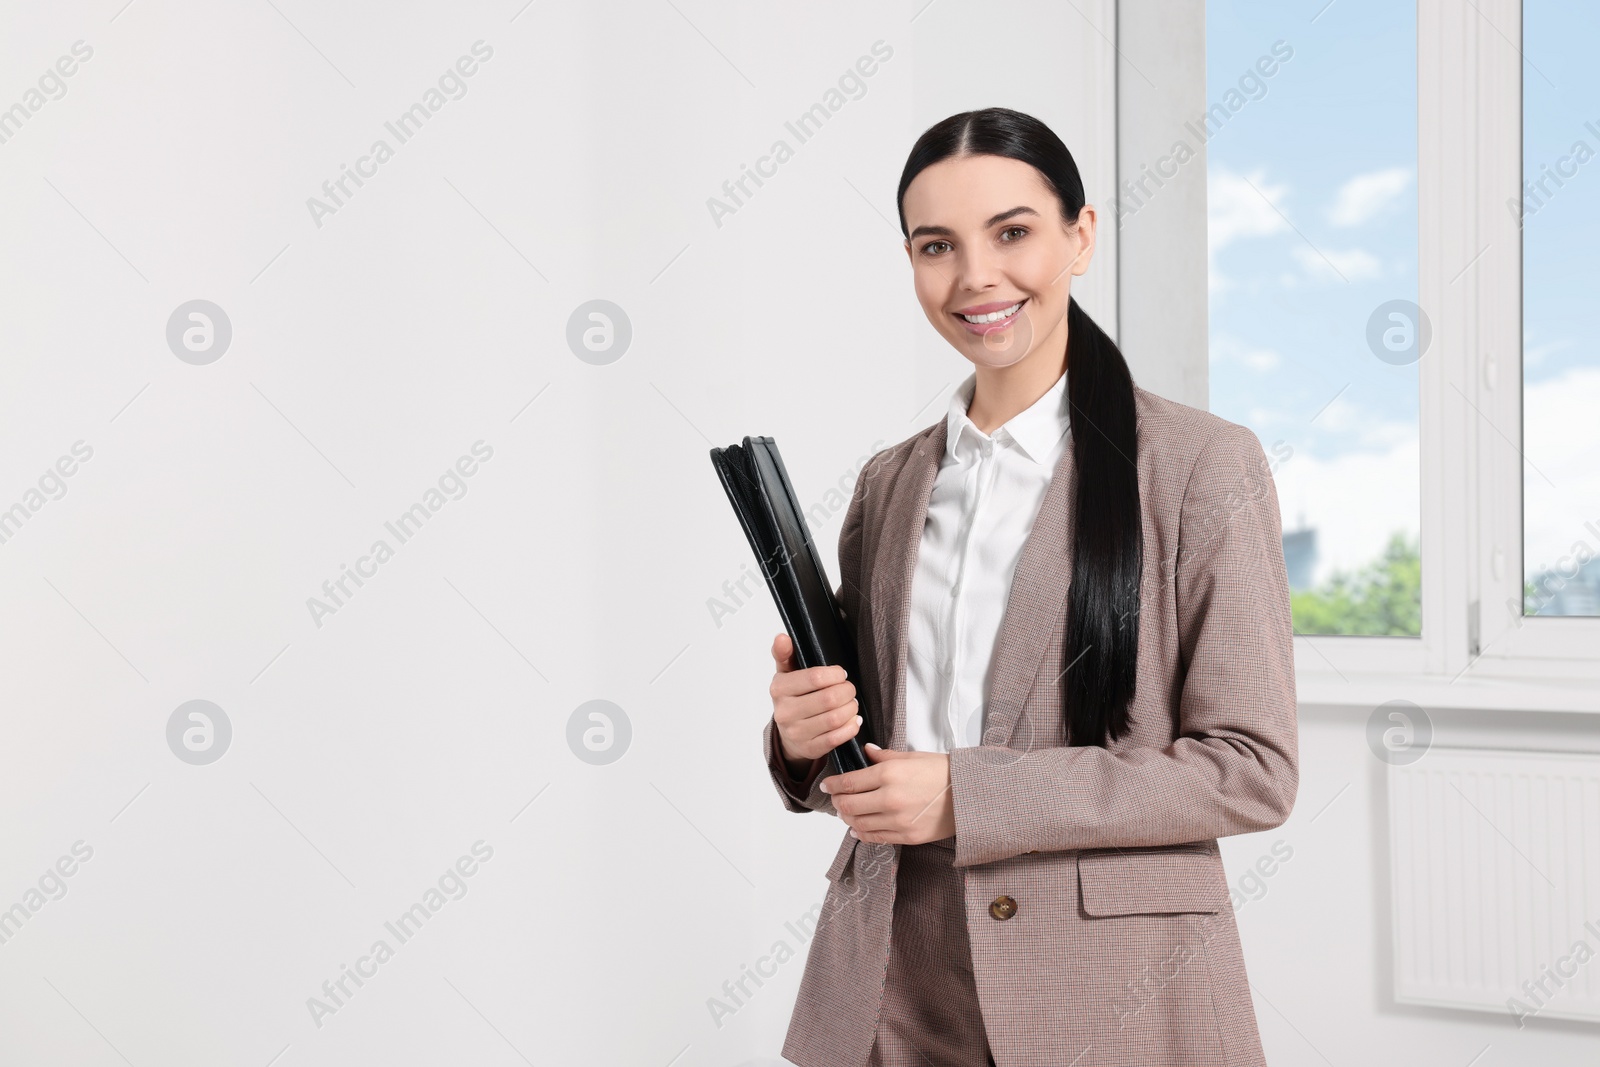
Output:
[1469,0,1600,673]
[1198,0,1600,711]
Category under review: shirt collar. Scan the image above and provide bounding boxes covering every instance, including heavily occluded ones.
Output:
[944,368,1071,465]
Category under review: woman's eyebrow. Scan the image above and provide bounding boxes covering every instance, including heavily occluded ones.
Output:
[908,205,1041,240]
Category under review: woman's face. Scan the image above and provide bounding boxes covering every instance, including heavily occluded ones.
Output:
[901,153,1095,370]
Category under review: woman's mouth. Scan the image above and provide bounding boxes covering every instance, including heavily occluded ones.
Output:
[954,298,1027,335]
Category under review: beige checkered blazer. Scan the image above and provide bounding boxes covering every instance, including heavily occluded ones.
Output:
[762,383,1299,1067]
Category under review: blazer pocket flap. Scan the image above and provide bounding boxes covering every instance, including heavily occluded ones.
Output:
[1077,844,1226,916]
[825,833,858,883]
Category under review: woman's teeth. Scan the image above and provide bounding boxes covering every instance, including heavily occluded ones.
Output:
[960,300,1023,323]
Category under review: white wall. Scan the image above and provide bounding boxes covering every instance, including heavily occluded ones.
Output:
[1228,706,1600,1066]
[0,1,1116,1064]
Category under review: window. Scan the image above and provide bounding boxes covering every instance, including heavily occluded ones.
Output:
[1520,0,1600,619]
[1205,0,1422,638]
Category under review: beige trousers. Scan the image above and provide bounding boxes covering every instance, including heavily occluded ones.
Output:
[867,836,997,1067]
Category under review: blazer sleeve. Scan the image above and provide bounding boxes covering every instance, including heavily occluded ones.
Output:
[760,453,873,817]
[946,422,1299,868]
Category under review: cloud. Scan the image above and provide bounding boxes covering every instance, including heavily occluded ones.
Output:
[1307,395,1414,443]
[1523,365,1600,576]
[1291,244,1384,282]
[1211,331,1282,371]
[1209,166,1291,251]
[1269,432,1420,587]
[1263,362,1598,593]
[1208,166,1291,295]
[1523,330,1571,370]
[1358,419,1417,450]
[1328,167,1412,226]
[1310,394,1362,432]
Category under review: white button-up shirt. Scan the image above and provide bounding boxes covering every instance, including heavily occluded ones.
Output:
[904,368,1071,752]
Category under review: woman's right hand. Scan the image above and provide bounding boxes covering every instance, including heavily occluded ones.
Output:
[770,632,861,778]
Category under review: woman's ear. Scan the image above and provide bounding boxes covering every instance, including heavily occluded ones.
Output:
[1069,206,1097,276]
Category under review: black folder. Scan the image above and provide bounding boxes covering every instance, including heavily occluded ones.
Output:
[709,436,871,776]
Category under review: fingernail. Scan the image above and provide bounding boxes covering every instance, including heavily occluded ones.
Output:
[855,714,863,726]
[866,742,879,750]
[819,781,831,793]
[849,829,859,838]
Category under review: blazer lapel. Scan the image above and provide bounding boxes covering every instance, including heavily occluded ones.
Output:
[871,419,945,754]
[872,416,1078,754]
[983,435,1076,750]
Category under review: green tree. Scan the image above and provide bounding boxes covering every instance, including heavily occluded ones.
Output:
[1291,530,1421,636]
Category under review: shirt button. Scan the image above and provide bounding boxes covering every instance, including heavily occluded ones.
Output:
[989,895,1018,921]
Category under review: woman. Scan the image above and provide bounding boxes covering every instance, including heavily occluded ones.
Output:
[762,107,1298,1067]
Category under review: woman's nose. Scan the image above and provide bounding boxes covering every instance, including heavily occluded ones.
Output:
[954,249,1005,291]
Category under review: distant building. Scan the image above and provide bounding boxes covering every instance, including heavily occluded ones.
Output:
[1526,555,1600,617]
[1282,512,1317,591]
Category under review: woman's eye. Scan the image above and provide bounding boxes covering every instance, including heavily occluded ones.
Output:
[1000,226,1028,241]
[920,240,950,256]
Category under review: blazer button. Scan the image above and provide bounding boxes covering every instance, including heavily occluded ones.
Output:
[989,895,1017,921]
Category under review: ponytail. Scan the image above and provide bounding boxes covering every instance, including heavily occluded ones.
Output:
[1063,294,1142,745]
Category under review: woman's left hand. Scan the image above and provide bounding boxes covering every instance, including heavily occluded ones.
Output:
[821,742,955,845]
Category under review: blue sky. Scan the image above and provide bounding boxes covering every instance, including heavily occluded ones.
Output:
[1206,0,1421,586]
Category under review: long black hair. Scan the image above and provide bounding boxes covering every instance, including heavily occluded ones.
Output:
[894,106,1142,747]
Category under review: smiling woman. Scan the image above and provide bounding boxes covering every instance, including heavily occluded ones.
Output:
[895,140,1142,754]
[761,106,1298,1067]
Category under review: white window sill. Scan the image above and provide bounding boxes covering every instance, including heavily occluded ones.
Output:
[1296,669,1600,716]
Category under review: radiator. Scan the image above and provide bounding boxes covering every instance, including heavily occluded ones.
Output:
[1389,747,1600,1025]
